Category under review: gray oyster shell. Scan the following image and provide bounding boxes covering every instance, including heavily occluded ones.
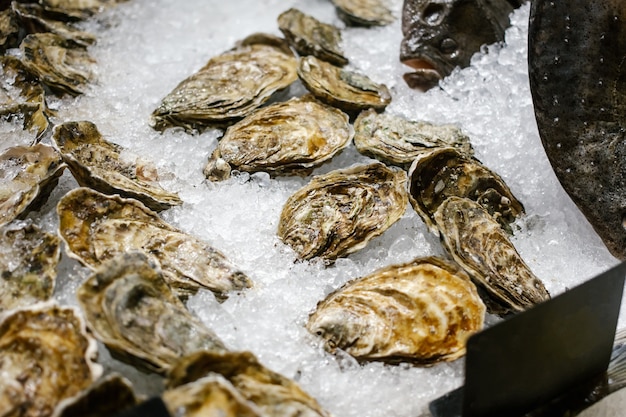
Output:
[0,8,19,51]
[0,220,60,312]
[151,42,298,132]
[331,0,395,27]
[0,303,102,417]
[52,121,182,212]
[434,196,550,315]
[167,350,332,417]
[57,187,252,300]
[77,252,228,373]
[0,143,66,227]
[408,147,524,234]
[204,95,353,181]
[298,55,391,113]
[307,256,485,364]
[38,0,127,21]
[278,162,408,262]
[354,108,473,168]
[278,7,348,66]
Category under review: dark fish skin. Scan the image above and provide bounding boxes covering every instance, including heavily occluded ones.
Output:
[528,0,626,260]
[400,0,522,90]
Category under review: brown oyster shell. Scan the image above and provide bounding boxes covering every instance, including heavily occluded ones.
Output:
[52,121,182,211]
[277,8,348,66]
[307,256,485,364]
[57,187,252,300]
[0,220,60,312]
[408,147,524,234]
[77,251,228,373]
[331,0,395,27]
[354,109,473,168]
[0,143,66,227]
[167,350,332,417]
[204,95,353,181]
[278,162,408,262]
[151,42,298,132]
[20,32,96,96]
[0,8,19,51]
[0,303,102,417]
[298,55,391,113]
[434,196,550,315]
[38,0,126,21]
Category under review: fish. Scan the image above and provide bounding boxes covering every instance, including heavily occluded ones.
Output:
[528,0,626,260]
[400,0,524,90]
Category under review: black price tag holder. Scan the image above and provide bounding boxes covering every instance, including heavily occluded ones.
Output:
[430,261,626,417]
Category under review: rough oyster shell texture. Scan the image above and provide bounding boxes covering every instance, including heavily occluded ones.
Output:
[434,196,550,315]
[408,147,524,234]
[0,220,60,312]
[0,303,101,417]
[307,256,485,364]
[38,0,127,21]
[278,162,408,262]
[77,251,227,373]
[52,120,182,211]
[151,42,297,131]
[278,7,348,67]
[331,0,395,27]
[57,187,252,300]
[167,350,332,417]
[0,143,65,227]
[298,55,391,113]
[204,95,353,181]
[354,108,474,167]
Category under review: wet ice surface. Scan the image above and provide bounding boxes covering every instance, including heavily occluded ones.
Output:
[1,0,622,416]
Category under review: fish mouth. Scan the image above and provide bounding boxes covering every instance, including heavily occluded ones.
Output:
[401,58,443,91]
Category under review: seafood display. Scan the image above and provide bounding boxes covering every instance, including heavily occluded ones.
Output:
[528,0,626,260]
[204,95,353,181]
[331,0,395,27]
[307,257,485,364]
[278,162,408,261]
[57,187,252,300]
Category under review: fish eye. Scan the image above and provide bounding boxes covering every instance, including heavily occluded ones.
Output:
[422,3,446,25]
[439,38,458,55]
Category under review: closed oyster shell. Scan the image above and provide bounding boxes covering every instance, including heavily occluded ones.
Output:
[204,96,353,181]
[0,8,19,52]
[77,251,228,373]
[20,32,96,96]
[0,303,102,417]
[408,147,524,234]
[151,42,297,132]
[298,55,391,113]
[0,220,60,312]
[434,196,550,315]
[0,143,65,227]
[331,0,395,27]
[52,121,182,211]
[57,187,252,300]
[167,350,332,417]
[354,108,473,167]
[39,0,125,20]
[278,8,348,67]
[307,256,485,364]
[278,162,408,262]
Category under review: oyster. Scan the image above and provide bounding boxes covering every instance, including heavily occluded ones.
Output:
[77,252,227,373]
[298,55,391,113]
[0,220,60,312]
[278,162,408,262]
[434,196,550,315]
[0,143,66,227]
[354,108,473,167]
[408,147,524,234]
[204,96,353,181]
[278,8,348,67]
[0,55,52,139]
[0,303,101,417]
[331,0,395,27]
[57,187,251,300]
[162,374,263,417]
[151,42,298,131]
[39,0,125,20]
[0,7,19,51]
[307,256,485,364]
[52,121,182,211]
[20,32,95,96]
[167,350,332,417]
